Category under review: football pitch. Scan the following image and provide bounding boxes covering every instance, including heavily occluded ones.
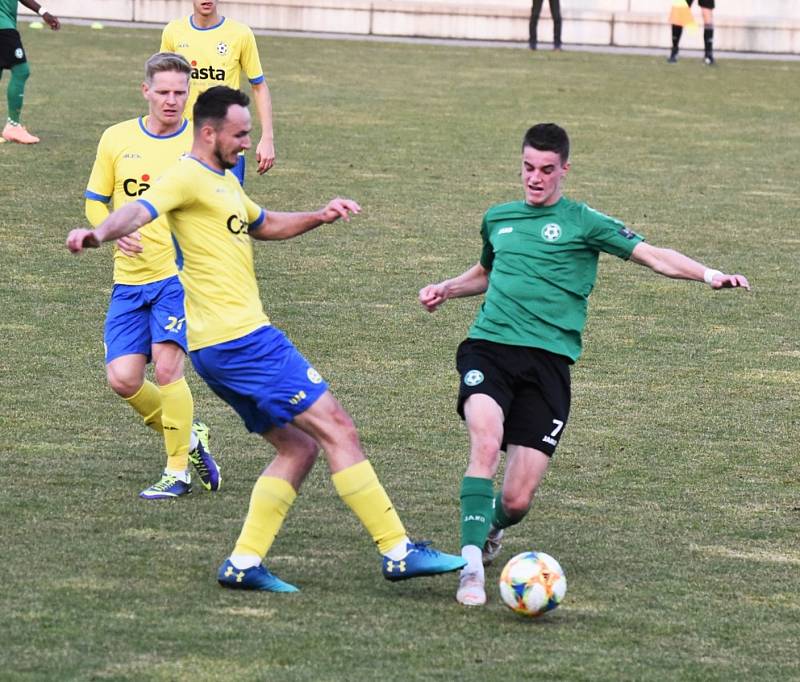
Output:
[1,22,799,681]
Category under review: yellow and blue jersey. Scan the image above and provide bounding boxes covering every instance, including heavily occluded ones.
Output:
[136,156,268,351]
[160,15,265,117]
[84,116,193,285]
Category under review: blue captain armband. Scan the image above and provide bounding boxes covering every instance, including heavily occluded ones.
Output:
[249,75,265,85]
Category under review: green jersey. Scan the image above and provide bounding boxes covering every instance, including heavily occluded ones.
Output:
[0,0,19,30]
[468,197,644,362]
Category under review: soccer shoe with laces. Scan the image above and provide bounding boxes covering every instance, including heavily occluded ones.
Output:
[139,472,191,499]
[382,541,466,581]
[217,559,299,592]
[482,527,505,566]
[188,420,221,491]
[456,570,487,606]
[2,122,40,144]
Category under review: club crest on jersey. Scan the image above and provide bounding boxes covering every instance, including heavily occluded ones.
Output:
[464,370,484,387]
[190,61,225,81]
[216,42,229,55]
[541,223,562,242]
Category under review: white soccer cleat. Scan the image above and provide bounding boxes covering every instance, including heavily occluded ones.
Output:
[456,570,487,606]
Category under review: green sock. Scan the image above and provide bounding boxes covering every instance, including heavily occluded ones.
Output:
[460,476,494,548]
[7,62,30,124]
[491,492,525,530]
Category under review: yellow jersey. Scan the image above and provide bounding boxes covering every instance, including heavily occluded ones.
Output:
[84,116,193,285]
[160,15,265,117]
[136,156,269,351]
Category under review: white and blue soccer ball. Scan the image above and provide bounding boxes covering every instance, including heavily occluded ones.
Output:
[499,551,566,617]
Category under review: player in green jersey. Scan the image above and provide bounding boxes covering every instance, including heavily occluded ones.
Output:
[0,0,59,144]
[419,123,750,607]
[67,86,465,591]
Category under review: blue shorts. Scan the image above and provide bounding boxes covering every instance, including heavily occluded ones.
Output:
[104,275,188,363]
[189,325,329,433]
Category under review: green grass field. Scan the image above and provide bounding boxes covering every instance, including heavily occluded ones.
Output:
[1,22,799,681]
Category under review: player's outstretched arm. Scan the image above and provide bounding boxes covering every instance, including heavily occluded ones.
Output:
[419,262,490,312]
[66,202,153,254]
[249,197,361,241]
[85,198,143,256]
[630,242,750,290]
[20,0,59,29]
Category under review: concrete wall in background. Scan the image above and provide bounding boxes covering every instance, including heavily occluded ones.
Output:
[20,1,800,54]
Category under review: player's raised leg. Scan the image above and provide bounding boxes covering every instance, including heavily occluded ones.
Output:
[218,424,319,592]
[483,444,551,566]
[456,394,505,606]
[293,391,466,581]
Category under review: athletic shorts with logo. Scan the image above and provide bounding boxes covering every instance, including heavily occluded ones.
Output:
[104,275,188,363]
[190,324,329,434]
[456,338,571,456]
[0,29,26,69]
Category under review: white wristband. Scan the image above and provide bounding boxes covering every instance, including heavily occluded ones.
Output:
[703,268,723,285]
[37,6,47,15]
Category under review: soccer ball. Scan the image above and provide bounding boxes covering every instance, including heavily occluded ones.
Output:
[499,551,566,617]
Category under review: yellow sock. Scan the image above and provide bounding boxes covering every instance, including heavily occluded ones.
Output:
[124,380,163,433]
[159,377,193,473]
[332,460,407,555]
[233,476,297,558]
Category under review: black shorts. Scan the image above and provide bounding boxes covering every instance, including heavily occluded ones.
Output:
[0,29,26,70]
[456,338,571,456]
[688,0,715,9]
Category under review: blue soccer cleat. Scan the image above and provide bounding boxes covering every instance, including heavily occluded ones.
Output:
[217,559,299,592]
[189,420,221,492]
[382,541,467,581]
[139,472,192,500]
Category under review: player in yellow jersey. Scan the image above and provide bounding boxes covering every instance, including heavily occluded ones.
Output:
[84,52,220,499]
[161,0,274,183]
[68,86,465,591]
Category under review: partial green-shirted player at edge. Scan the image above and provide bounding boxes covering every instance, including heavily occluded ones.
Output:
[0,0,59,144]
[67,85,466,592]
[418,123,751,608]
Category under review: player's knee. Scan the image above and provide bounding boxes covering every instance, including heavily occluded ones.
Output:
[11,61,30,83]
[470,433,503,467]
[153,360,184,386]
[500,490,532,520]
[297,438,320,467]
[106,368,142,398]
[322,401,360,447]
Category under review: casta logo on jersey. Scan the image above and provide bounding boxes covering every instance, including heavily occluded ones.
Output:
[123,174,151,196]
[226,214,249,234]
[190,60,225,81]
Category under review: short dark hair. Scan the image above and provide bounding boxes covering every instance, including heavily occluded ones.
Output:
[522,123,570,164]
[193,86,250,129]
